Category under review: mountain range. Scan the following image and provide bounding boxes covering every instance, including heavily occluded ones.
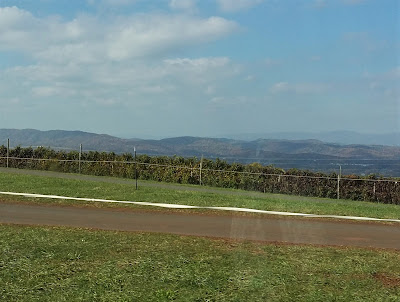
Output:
[1,128,400,176]
[221,131,400,146]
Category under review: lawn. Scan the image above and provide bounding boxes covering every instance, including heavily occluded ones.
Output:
[1,169,400,220]
[1,224,399,301]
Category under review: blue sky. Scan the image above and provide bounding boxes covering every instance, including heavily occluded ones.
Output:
[0,0,398,138]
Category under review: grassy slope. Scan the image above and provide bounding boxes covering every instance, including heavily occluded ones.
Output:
[1,170,400,220]
[1,224,399,302]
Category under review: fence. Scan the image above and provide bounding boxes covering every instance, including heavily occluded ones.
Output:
[0,144,399,205]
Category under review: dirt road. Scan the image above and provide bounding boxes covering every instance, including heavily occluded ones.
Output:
[1,203,399,250]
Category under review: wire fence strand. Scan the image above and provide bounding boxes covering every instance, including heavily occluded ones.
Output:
[1,156,399,183]
[1,146,400,205]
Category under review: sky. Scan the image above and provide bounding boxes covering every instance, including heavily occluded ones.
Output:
[0,0,399,138]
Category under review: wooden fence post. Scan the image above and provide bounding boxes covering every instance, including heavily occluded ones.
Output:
[199,155,203,186]
[6,138,9,168]
[79,144,82,174]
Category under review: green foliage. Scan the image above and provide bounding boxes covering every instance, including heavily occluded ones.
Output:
[0,145,399,204]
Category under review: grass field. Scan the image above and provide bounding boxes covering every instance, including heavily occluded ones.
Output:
[0,224,399,301]
[1,169,400,220]
[1,169,400,301]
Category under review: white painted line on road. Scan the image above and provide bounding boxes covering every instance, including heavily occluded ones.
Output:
[1,191,399,223]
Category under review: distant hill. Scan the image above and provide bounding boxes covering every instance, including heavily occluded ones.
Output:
[1,128,400,176]
[0,129,131,152]
[1,128,399,159]
[222,131,400,146]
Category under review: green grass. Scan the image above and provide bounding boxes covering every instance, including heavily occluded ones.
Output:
[1,170,400,220]
[1,224,399,301]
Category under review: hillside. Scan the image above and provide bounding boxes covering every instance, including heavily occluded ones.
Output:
[223,131,400,146]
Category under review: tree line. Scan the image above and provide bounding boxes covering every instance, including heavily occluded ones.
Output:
[0,145,399,204]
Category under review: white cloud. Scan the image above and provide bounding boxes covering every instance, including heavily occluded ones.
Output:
[87,0,138,6]
[270,82,290,93]
[3,97,21,105]
[365,67,400,99]
[31,86,60,97]
[2,55,239,109]
[343,31,368,41]
[0,6,238,63]
[264,58,281,67]
[270,82,329,94]
[164,57,230,69]
[0,6,43,51]
[205,85,216,95]
[343,32,389,53]
[369,81,379,90]
[0,6,41,30]
[342,0,366,5]
[313,0,367,8]
[216,0,264,13]
[107,16,237,61]
[94,98,120,106]
[104,0,135,5]
[0,6,241,114]
[209,96,247,107]
[313,0,327,8]
[139,85,176,94]
[162,57,239,85]
[169,0,197,12]
[389,66,400,78]
[310,56,321,61]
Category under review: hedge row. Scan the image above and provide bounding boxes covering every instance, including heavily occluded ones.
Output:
[0,146,399,204]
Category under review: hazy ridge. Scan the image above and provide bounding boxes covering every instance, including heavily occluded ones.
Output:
[1,129,400,176]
